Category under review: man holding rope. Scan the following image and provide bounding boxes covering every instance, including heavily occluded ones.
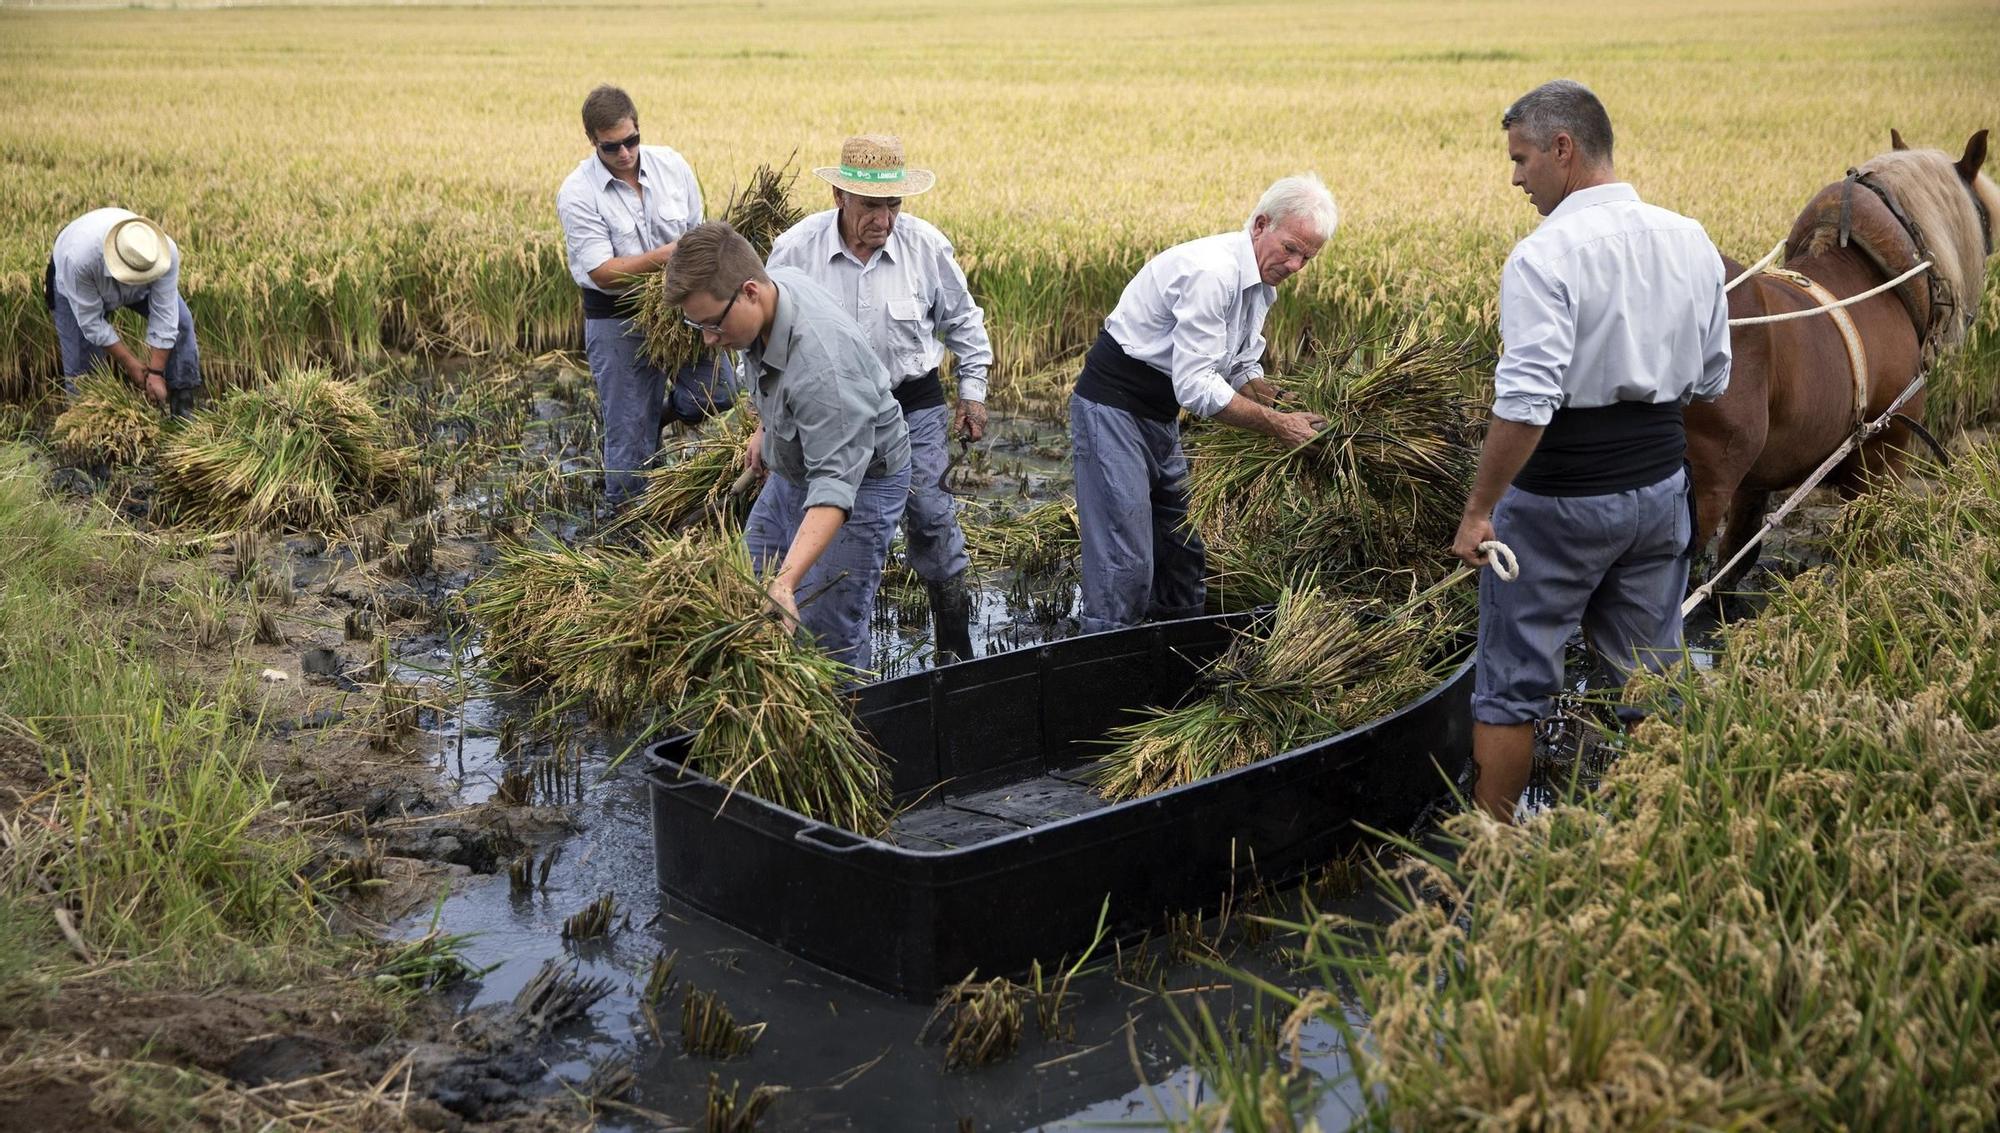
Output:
[1451,80,1732,823]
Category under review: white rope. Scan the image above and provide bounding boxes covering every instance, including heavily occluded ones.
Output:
[1725,240,1788,292]
[1477,540,1518,582]
[1728,260,1932,326]
[1680,370,1929,617]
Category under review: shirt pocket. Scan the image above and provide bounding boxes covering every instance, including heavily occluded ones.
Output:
[607,216,643,259]
[887,296,928,371]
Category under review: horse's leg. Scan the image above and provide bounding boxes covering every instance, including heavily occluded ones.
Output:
[1713,487,1771,588]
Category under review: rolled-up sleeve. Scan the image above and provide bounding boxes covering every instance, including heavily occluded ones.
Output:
[1166,273,1243,419]
[793,358,874,514]
[1491,251,1571,426]
[928,236,992,403]
[65,262,118,349]
[1226,316,1266,389]
[556,182,613,289]
[1694,260,1732,402]
[143,247,182,350]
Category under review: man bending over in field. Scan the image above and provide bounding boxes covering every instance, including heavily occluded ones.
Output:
[46,208,201,417]
[666,222,912,674]
[557,83,734,511]
[1451,79,1732,822]
[1070,175,1334,634]
[766,134,992,663]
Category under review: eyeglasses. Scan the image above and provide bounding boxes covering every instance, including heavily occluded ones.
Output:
[595,132,642,155]
[682,285,744,334]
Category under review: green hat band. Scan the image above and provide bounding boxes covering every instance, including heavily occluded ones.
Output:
[839,164,905,183]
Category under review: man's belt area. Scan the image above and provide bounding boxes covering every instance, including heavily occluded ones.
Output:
[1513,400,1686,496]
[891,368,947,413]
[580,285,643,321]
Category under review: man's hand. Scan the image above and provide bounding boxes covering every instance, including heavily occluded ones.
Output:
[1242,377,1284,407]
[1452,511,1497,568]
[742,426,765,476]
[117,352,148,389]
[1268,409,1326,449]
[951,399,988,443]
[765,576,801,635]
[143,373,168,406]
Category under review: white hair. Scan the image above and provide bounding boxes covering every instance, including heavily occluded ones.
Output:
[1245,172,1339,241]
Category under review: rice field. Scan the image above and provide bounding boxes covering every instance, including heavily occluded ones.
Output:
[3,0,1997,422]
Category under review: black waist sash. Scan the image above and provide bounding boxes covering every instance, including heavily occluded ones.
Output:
[1072,330,1180,422]
[580,286,637,321]
[1514,400,1686,496]
[892,368,947,413]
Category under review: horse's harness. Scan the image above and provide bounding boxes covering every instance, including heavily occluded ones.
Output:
[1760,266,1872,427]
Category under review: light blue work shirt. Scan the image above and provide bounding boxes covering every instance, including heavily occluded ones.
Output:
[51,208,185,350]
[556,145,704,293]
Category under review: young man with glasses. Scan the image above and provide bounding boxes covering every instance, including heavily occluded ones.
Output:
[556,83,733,510]
[665,221,912,674]
[765,134,992,663]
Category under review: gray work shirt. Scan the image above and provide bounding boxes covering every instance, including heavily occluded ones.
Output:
[555,145,704,293]
[746,267,912,514]
[51,208,185,350]
[764,209,994,402]
[1102,230,1273,418]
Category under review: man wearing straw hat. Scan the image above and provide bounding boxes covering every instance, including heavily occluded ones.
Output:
[46,208,202,416]
[557,83,734,511]
[1450,80,1730,823]
[766,134,992,664]
[1070,174,1337,635]
[665,221,912,674]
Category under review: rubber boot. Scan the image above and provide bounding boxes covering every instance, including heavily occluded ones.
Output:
[168,386,198,420]
[926,572,976,665]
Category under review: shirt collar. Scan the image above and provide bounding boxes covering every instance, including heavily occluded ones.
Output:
[1232,230,1272,297]
[822,212,897,268]
[758,277,799,375]
[1547,181,1639,222]
[598,151,649,191]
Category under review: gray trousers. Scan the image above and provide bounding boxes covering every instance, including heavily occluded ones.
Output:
[1070,394,1205,635]
[1473,467,1692,725]
[744,466,912,674]
[901,404,970,584]
[53,292,201,394]
[585,316,736,507]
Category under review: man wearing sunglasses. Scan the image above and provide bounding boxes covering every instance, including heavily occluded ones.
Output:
[665,221,911,674]
[765,134,991,664]
[556,83,733,510]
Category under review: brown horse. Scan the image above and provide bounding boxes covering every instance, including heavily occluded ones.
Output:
[1687,129,1999,572]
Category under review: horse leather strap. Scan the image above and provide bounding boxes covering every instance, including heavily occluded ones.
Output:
[1763,267,1871,427]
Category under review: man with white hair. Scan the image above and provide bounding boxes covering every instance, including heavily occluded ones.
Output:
[46,208,202,415]
[766,134,993,663]
[1070,174,1336,634]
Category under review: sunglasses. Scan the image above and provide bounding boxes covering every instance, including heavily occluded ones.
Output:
[595,132,641,155]
[682,285,744,334]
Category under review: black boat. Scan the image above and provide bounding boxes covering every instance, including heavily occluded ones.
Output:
[643,611,1473,1001]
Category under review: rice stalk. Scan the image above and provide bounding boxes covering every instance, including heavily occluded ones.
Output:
[607,399,756,537]
[50,369,159,467]
[508,959,614,1038]
[1187,331,1485,607]
[704,1074,782,1132]
[1092,582,1468,801]
[561,893,617,942]
[961,498,1080,578]
[156,368,409,532]
[634,160,805,372]
[681,986,764,1059]
[922,973,1026,1070]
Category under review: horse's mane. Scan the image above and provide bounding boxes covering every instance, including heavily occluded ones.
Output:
[1855,148,1998,351]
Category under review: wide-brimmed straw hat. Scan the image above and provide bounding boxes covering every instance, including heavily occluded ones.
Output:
[813,135,936,198]
[103,211,173,286]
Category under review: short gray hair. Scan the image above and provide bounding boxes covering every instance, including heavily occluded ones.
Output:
[1502,80,1614,164]
[1245,172,1338,241]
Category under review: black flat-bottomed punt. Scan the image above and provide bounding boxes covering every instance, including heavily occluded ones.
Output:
[644,612,1472,1001]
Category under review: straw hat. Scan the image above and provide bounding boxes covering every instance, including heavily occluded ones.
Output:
[813,135,936,198]
[103,211,173,286]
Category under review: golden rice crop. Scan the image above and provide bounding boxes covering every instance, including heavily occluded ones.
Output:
[49,369,160,467]
[156,369,408,532]
[607,398,757,537]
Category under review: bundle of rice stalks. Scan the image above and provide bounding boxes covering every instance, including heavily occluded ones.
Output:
[50,369,159,466]
[681,985,765,1058]
[607,399,757,537]
[922,974,1027,1070]
[961,498,1080,578]
[1188,332,1485,607]
[635,161,805,372]
[1092,582,1468,802]
[157,369,408,532]
[469,533,889,831]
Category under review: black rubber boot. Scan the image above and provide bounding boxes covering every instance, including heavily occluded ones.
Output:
[168,386,198,420]
[926,572,976,665]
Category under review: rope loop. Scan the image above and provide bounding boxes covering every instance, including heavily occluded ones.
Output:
[1478,540,1518,582]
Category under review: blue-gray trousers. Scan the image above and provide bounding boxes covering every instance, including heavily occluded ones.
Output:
[1070,394,1205,635]
[53,292,201,394]
[901,404,970,584]
[585,316,736,507]
[744,466,912,674]
[1473,467,1692,725]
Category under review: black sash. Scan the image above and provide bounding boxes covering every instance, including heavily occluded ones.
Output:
[892,369,947,413]
[1514,400,1685,496]
[1071,330,1179,422]
[580,286,639,321]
